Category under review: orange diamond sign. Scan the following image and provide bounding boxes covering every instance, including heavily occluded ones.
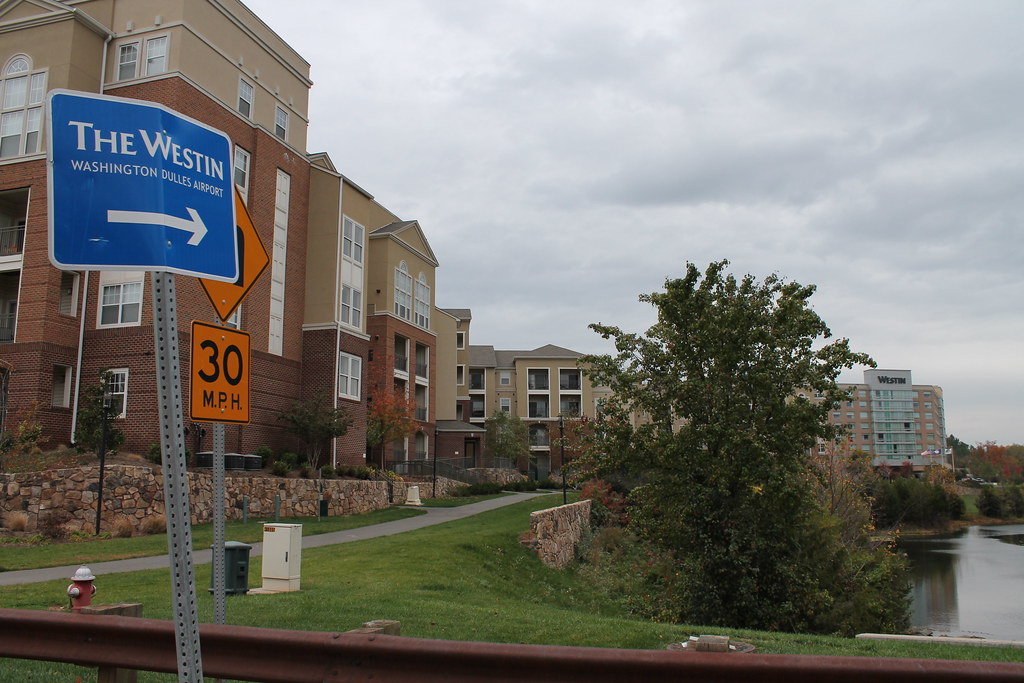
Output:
[200,188,269,321]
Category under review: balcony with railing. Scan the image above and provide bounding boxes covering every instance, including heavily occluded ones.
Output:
[559,370,581,391]
[469,369,485,391]
[0,224,24,266]
[0,312,12,342]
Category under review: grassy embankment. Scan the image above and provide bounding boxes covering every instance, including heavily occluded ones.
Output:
[1,493,1022,681]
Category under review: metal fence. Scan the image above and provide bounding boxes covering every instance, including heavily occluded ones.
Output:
[2,608,1022,683]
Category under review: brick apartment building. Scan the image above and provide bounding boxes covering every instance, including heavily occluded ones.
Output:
[0,0,444,467]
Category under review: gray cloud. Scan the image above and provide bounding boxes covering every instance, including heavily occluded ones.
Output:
[248,0,1024,444]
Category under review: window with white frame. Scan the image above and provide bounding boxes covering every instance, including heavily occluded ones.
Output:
[144,36,168,76]
[237,78,254,118]
[394,262,412,321]
[414,273,430,328]
[500,397,511,413]
[499,370,511,386]
[221,304,241,329]
[274,106,288,140]
[117,43,139,80]
[268,170,289,354]
[340,217,364,329]
[1,55,46,158]
[58,272,79,316]
[338,352,361,400]
[456,365,464,385]
[233,146,250,199]
[98,272,144,327]
[105,368,128,418]
[456,331,465,349]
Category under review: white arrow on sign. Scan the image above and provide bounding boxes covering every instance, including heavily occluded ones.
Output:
[107,208,209,246]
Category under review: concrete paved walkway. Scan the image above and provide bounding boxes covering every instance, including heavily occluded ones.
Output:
[0,492,550,587]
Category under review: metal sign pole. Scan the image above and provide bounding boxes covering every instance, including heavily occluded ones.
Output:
[212,421,226,624]
[151,271,204,681]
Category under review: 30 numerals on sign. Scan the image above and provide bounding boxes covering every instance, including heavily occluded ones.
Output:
[190,321,250,424]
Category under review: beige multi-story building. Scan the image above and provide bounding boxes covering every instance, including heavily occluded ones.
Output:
[814,369,947,473]
[461,339,611,478]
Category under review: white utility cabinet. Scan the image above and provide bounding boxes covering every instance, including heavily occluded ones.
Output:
[261,523,302,591]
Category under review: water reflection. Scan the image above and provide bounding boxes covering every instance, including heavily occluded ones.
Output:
[900,524,1024,640]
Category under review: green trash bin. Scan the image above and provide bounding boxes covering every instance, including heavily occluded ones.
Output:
[210,541,252,595]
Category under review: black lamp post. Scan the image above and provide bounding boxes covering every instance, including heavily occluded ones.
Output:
[94,385,110,536]
[560,414,567,505]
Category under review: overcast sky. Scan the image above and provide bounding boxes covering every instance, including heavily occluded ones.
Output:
[246,0,1022,446]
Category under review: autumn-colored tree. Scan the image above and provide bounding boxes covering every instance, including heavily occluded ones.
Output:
[964,441,1024,484]
[365,363,417,468]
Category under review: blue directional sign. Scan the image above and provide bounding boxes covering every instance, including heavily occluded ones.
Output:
[47,90,238,281]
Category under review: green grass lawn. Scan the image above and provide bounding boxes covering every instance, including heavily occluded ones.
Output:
[418,493,511,507]
[1,494,1022,681]
[0,507,425,572]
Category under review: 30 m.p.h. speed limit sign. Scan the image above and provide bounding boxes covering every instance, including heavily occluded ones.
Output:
[190,321,250,423]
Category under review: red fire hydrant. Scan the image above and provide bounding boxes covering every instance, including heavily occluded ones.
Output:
[67,566,96,612]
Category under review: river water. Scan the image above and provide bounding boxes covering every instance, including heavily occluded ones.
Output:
[900,524,1024,641]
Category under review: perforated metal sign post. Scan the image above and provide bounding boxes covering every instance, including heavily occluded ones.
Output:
[212,423,226,625]
[151,272,204,681]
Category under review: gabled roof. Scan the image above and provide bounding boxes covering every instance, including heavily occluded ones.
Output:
[441,308,472,321]
[491,345,583,368]
[0,0,111,36]
[468,345,497,367]
[370,220,439,267]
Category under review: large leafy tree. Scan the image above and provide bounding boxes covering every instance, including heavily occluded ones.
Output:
[484,410,529,465]
[580,260,892,632]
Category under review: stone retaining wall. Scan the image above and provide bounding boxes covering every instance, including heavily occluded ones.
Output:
[528,499,591,568]
[0,465,405,534]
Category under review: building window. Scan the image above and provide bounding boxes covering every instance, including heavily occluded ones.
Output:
[58,272,79,316]
[338,352,361,400]
[499,370,511,386]
[341,285,362,328]
[222,304,241,329]
[559,369,581,391]
[117,43,139,80]
[268,170,290,354]
[470,395,485,419]
[144,36,168,76]
[394,262,412,321]
[274,106,288,140]
[52,365,71,407]
[528,369,549,391]
[500,397,511,413]
[456,365,464,385]
[105,368,128,418]
[456,331,465,349]
[560,395,582,417]
[341,217,364,329]
[99,278,143,327]
[414,274,430,329]
[528,395,549,419]
[1,56,46,158]
[469,368,484,391]
[233,146,250,199]
[238,78,254,118]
